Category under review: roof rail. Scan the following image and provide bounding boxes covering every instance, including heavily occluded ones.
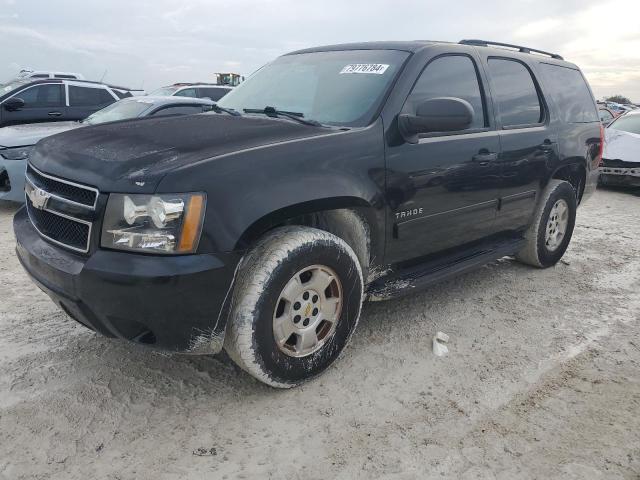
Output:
[459,39,564,60]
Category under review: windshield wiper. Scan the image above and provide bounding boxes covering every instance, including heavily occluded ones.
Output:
[244,106,322,127]
[211,104,242,116]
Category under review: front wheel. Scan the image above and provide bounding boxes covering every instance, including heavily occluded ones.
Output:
[224,226,364,388]
[516,179,577,268]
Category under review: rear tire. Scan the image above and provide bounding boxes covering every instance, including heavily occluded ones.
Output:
[224,226,364,388]
[516,179,577,268]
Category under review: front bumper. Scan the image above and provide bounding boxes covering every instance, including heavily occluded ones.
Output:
[14,207,241,353]
[599,166,640,187]
[0,158,27,203]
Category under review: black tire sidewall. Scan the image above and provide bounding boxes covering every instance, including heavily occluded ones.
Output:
[251,238,362,385]
[536,182,577,267]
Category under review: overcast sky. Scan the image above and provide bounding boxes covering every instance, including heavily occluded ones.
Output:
[1,0,639,101]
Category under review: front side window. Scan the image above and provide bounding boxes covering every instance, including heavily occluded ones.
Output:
[15,84,64,107]
[174,88,198,98]
[403,55,486,130]
[218,49,409,127]
[488,58,543,127]
[69,86,115,107]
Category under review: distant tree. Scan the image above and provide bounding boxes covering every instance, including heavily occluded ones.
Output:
[605,95,632,104]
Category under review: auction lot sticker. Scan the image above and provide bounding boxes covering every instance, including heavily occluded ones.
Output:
[340,64,389,74]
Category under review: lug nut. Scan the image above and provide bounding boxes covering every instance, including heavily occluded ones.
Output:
[293,302,301,310]
[303,292,310,300]
[294,315,301,323]
[303,318,310,326]
[312,295,318,303]
[312,308,318,316]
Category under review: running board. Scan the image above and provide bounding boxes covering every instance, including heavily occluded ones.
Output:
[367,238,525,301]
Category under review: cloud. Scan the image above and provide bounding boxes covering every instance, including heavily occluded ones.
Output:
[0,0,639,100]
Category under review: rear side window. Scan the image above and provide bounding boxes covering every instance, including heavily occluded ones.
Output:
[488,58,543,127]
[538,64,598,123]
[405,55,486,129]
[200,87,230,101]
[69,86,115,107]
[599,109,613,122]
[174,88,198,98]
[16,84,64,107]
[150,105,205,117]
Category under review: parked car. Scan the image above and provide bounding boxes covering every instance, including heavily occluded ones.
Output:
[599,107,618,125]
[0,96,215,202]
[0,78,139,128]
[600,110,640,187]
[149,83,232,101]
[14,39,602,388]
[13,69,85,81]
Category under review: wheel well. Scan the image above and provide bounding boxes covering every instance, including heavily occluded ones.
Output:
[241,207,372,281]
[552,163,586,204]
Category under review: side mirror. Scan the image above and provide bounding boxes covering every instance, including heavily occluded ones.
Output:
[3,97,25,112]
[399,97,474,143]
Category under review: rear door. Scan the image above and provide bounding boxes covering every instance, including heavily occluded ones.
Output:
[66,84,118,120]
[385,53,502,264]
[482,55,558,233]
[0,83,65,126]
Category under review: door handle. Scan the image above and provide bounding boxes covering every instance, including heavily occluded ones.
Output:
[472,151,498,165]
[48,111,62,117]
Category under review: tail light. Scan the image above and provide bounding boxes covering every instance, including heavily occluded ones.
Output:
[596,124,604,167]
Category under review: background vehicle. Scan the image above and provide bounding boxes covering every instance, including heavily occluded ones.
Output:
[14,39,602,388]
[600,110,640,187]
[213,72,244,86]
[599,107,618,125]
[13,69,85,80]
[0,96,215,203]
[0,79,137,127]
[149,83,232,101]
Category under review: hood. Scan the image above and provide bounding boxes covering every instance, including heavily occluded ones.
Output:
[29,114,333,193]
[604,128,640,162]
[0,121,81,148]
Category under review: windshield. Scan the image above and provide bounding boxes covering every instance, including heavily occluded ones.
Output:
[83,99,153,125]
[610,114,640,135]
[149,86,179,97]
[218,49,409,127]
[1,79,30,96]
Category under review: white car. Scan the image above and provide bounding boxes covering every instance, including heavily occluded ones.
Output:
[601,110,640,187]
[14,69,85,80]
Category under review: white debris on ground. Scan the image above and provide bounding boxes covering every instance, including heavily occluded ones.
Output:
[432,331,450,357]
[0,187,639,479]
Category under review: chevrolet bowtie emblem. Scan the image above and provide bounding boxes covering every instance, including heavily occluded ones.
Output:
[27,185,50,210]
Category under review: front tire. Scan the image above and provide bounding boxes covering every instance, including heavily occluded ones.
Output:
[516,179,577,268]
[224,226,364,388]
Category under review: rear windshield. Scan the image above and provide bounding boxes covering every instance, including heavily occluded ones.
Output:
[609,114,640,135]
[83,99,153,125]
[538,63,598,123]
[0,79,30,96]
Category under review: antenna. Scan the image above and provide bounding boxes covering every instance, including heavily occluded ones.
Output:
[99,69,108,83]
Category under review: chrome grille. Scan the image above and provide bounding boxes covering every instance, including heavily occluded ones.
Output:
[25,164,97,253]
[26,164,98,208]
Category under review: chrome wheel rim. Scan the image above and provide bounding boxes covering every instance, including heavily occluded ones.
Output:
[272,265,343,358]
[545,199,569,252]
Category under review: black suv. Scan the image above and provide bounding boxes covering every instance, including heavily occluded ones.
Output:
[0,78,134,127]
[14,40,602,388]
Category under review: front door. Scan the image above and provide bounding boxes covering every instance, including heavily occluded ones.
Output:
[385,54,502,264]
[1,83,66,126]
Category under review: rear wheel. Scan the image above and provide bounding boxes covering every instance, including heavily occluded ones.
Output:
[516,179,577,268]
[224,226,363,388]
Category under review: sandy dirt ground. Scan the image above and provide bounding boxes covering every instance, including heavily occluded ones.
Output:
[0,187,639,480]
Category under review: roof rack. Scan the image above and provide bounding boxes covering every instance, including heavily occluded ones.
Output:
[459,39,564,60]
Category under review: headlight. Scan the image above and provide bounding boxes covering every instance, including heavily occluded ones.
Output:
[0,145,33,160]
[101,193,206,254]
